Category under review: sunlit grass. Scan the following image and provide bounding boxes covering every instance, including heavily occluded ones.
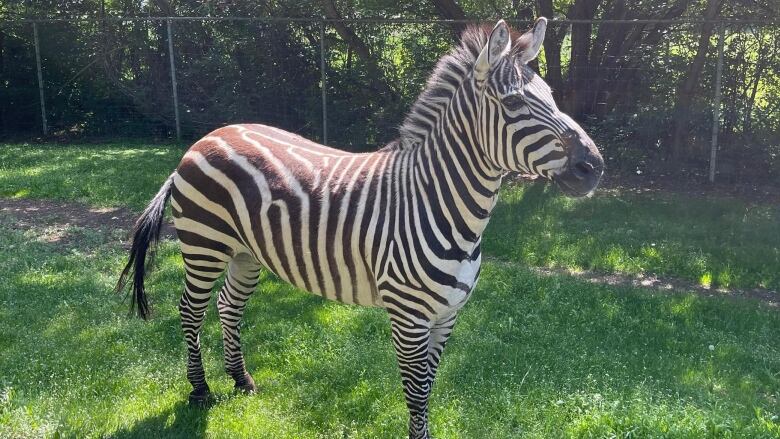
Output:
[0,142,185,210]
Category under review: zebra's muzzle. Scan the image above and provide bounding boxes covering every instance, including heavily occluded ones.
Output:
[553,130,604,197]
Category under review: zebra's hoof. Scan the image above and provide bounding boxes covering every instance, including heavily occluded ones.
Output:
[188,386,212,406]
[234,374,257,394]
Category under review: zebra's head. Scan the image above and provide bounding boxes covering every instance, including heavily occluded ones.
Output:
[474,19,604,197]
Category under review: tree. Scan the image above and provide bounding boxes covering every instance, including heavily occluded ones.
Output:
[429,0,467,37]
[321,0,400,103]
[669,0,723,159]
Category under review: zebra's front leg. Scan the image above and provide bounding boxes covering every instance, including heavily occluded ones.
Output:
[390,316,433,439]
[427,313,458,389]
[217,255,262,393]
[179,259,226,405]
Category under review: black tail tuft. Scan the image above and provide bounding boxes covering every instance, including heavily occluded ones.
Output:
[116,173,175,319]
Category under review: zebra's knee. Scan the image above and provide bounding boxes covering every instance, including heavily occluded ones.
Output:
[178,297,195,322]
[179,299,208,327]
[216,290,229,311]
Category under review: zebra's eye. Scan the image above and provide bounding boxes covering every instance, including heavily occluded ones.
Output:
[501,94,525,111]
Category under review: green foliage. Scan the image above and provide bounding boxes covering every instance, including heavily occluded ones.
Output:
[2,1,778,182]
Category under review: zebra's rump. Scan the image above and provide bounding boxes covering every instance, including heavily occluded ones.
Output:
[170,124,395,307]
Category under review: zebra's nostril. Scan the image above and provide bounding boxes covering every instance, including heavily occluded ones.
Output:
[573,161,593,179]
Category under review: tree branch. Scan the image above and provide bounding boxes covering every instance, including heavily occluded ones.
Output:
[536,0,566,101]
[320,0,399,102]
[430,0,468,38]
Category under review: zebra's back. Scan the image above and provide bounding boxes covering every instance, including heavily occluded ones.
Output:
[170,124,395,307]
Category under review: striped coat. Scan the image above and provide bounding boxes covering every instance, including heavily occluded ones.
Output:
[172,122,494,317]
[118,18,603,439]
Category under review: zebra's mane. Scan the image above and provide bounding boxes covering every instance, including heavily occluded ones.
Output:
[392,23,530,150]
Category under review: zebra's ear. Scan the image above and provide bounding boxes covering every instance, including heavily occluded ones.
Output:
[475,20,511,80]
[517,17,547,64]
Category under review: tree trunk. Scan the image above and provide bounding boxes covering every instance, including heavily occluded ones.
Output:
[584,0,627,114]
[568,0,691,117]
[514,0,539,72]
[320,0,399,102]
[743,34,767,134]
[430,0,467,38]
[152,0,175,16]
[0,30,5,133]
[536,0,565,100]
[565,0,600,117]
[669,0,722,159]
[513,0,534,23]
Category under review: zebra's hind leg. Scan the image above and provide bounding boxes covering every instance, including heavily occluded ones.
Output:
[217,254,262,394]
[389,316,433,439]
[179,256,228,405]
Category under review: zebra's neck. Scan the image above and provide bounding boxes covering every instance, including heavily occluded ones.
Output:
[402,83,503,255]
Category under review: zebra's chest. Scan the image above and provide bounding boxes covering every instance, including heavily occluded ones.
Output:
[378,241,482,320]
[439,251,482,312]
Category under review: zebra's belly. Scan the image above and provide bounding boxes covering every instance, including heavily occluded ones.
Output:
[263,256,382,308]
[171,195,383,308]
[173,201,383,308]
[242,200,383,308]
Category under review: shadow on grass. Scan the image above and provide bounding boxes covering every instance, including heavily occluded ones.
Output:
[484,180,780,290]
[111,401,208,439]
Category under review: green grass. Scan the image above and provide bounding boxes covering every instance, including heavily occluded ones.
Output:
[0,217,778,438]
[0,142,779,437]
[484,182,780,291]
[0,142,184,210]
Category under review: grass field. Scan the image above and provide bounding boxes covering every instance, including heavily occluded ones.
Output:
[0,143,779,438]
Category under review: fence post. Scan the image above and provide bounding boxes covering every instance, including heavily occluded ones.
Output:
[708,25,725,183]
[32,22,48,136]
[320,19,328,145]
[167,19,182,141]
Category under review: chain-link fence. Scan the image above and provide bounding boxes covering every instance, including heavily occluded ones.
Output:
[1,17,778,184]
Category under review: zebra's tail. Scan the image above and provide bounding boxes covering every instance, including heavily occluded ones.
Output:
[116,172,176,320]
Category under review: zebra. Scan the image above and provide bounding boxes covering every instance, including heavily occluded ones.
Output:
[117,18,603,438]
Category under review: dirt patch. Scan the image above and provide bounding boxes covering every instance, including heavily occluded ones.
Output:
[1,196,777,308]
[0,197,175,248]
